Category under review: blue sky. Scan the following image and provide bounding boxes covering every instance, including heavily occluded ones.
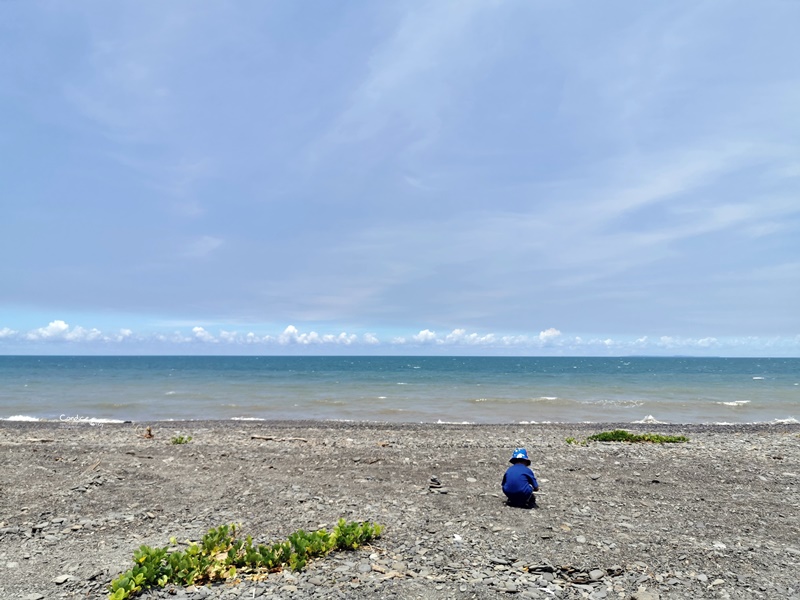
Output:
[1,1,799,356]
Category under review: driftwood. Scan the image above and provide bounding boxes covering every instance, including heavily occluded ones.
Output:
[251,435,308,443]
[26,438,54,443]
[81,460,101,475]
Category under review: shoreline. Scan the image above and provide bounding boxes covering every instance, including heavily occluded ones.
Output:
[1,420,798,599]
[3,418,800,433]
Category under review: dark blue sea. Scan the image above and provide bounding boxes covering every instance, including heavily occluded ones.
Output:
[0,356,797,424]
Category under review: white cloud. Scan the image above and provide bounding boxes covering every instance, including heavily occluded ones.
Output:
[2,319,798,357]
[65,326,103,342]
[445,329,497,345]
[26,320,70,340]
[412,329,439,344]
[320,0,486,153]
[182,236,224,259]
[192,326,216,342]
[538,328,562,343]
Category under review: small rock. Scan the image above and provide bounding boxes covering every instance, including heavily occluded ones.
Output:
[589,569,605,580]
[53,574,74,584]
[576,535,587,544]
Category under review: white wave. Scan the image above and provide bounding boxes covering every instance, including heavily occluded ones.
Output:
[230,417,265,421]
[59,415,125,424]
[716,400,751,407]
[583,398,643,407]
[435,419,476,425]
[165,391,178,395]
[632,415,668,424]
[2,415,40,421]
[377,396,387,399]
[752,376,765,380]
[771,417,799,424]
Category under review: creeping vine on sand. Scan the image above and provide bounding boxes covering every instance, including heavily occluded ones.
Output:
[566,430,689,445]
[108,519,383,600]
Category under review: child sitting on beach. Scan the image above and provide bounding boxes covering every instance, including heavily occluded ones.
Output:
[502,448,539,508]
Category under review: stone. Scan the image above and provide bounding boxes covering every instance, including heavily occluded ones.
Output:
[589,569,605,580]
[576,535,587,544]
[53,574,74,584]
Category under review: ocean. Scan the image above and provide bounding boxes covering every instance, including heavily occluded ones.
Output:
[0,356,797,425]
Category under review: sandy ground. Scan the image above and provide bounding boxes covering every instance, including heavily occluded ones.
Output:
[1,420,799,600]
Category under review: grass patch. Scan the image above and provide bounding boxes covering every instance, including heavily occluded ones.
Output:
[586,430,688,444]
[108,519,382,599]
[170,435,192,445]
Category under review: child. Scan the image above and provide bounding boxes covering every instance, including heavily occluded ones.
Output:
[502,447,539,508]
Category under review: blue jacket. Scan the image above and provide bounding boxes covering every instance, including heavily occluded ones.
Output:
[502,463,538,498]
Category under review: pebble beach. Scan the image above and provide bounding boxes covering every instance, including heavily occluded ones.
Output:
[1,420,799,600]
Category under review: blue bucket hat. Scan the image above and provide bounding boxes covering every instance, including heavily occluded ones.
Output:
[510,447,530,464]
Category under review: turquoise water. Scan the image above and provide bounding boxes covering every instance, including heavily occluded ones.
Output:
[0,356,797,424]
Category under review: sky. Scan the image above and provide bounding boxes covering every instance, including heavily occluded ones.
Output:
[1,1,799,356]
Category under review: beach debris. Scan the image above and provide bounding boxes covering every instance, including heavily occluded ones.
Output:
[80,460,101,475]
[251,435,308,442]
[428,476,449,493]
[140,426,154,439]
[25,438,54,443]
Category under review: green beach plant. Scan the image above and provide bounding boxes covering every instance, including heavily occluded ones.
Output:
[586,430,688,444]
[170,435,192,445]
[565,436,587,446]
[108,519,383,599]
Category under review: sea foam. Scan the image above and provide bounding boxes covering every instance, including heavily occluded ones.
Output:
[632,415,668,424]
